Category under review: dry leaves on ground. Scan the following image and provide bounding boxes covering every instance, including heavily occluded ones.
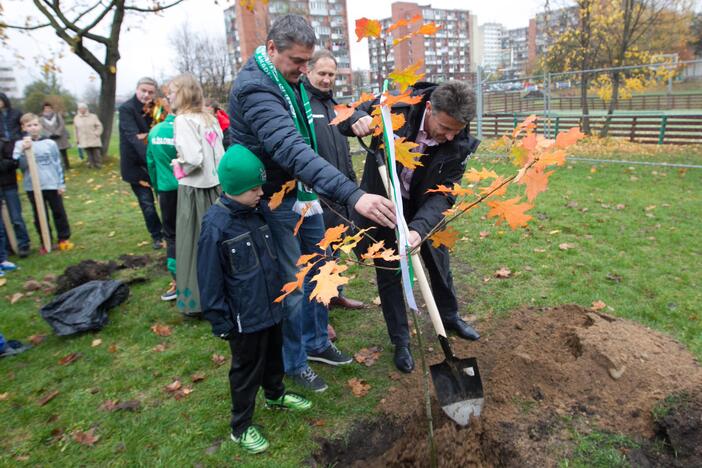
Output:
[9,292,23,304]
[494,267,512,279]
[212,354,227,366]
[91,339,102,347]
[354,347,381,367]
[100,399,141,412]
[150,323,172,337]
[559,243,576,251]
[591,300,607,311]
[58,352,82,366]
[72,428,99,446]
[37,390,60,406]
[191,372,206,383]
[27,334,46,345]
[348,378,371,397]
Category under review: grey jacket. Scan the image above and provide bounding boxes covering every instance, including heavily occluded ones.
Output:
[13,138,66,192]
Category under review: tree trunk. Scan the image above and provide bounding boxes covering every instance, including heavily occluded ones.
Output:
[580,73,591,134]
[98,71,117,156]
[600,72,622,138]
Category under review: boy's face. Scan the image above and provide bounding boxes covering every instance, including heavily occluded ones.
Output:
[22,119,42,137]
[229,186,264,208]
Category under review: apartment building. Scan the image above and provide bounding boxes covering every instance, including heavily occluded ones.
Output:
[367,2,476,90]
[0,65,20,99]
[223,0,353,96]
[479,22,504,72]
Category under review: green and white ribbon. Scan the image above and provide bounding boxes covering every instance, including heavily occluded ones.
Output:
[254,45,322,216]
[380,80,417,312]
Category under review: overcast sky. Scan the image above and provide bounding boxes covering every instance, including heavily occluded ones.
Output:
[3,0,547,99]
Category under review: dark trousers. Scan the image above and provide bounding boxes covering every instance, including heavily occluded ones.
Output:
[364,225,459,347]
[228,322,285,437]
[158,190,177,263]
[26,190,71,243]
[85,147,102,168]
[59,148,69,170]
[130,183,163,242]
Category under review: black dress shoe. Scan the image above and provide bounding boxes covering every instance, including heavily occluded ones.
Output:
[394,345,415,373]
[444,318,480,341]
[329,295,365,309]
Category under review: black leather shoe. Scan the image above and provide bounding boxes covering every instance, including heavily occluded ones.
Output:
[444,318,480,341]
[329,295,365,310]
[394,345,415,373]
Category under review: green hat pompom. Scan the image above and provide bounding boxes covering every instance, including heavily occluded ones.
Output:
[218,144,266,195]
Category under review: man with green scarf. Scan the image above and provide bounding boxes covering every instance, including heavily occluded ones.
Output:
[228,14,396,392]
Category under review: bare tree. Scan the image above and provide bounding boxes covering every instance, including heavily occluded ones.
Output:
[170,22,233,104]
[0,0,188,152]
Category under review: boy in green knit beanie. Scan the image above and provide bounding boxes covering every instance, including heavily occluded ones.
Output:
[198,145,312,454]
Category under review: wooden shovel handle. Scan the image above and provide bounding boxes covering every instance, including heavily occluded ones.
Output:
[376,164,448,339]
[25,145,52,253]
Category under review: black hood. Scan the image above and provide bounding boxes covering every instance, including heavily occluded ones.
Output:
[301,77,333,101]
[0,92,12,110]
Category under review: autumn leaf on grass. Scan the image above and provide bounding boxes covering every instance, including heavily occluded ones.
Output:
[191,372,206,383]
[556,126,585,149]
[269,180,296,210]
[310,261,349,306]
[559,243,576,251]
[212,354,227,366]
[394,137,423,169]
[28,334,46,345]
[37,390,60,406]
[494,267,512,278]
[348,378,371,397]
[150,323,172,337]
[389,62,425,93]
[293,203,312,236]
[91,339,102,347]
[164,380,182,393]
[464,167,498,183]
[318,225,349,250]
[329,105,356,126]
[174,387,193,400]
[487,196,533,230]
[9,292,23,304]
[517,167,555,202]
[152,343,167,353]
[381,90,423,108]
[355,347,382,366]
[355,17,382,41]
[479,176,508,198]
[73,428,99,446]
[429,226,459,249]
[591,300,607,311]
[58,352,82,366]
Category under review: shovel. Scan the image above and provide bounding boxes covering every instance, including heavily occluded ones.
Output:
[365,140,484,426]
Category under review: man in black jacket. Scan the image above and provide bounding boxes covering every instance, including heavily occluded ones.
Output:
[340,81,481,373]
[0,93,30,257]
[118,77,163,250]
[302,50,365,311]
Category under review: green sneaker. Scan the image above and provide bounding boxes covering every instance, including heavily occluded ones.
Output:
[266,392,312,411]
[231,426,269,454]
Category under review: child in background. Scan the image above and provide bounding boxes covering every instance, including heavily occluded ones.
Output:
[169,73,223,316]
[13,113,73,253]
[198,145,312,454]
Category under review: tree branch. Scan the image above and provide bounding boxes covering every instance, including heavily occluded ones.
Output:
[0,21,51,30]
[41,0,111,45]
[124,0,186,12]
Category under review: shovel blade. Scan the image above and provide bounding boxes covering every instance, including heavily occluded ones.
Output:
[430,357,484,426]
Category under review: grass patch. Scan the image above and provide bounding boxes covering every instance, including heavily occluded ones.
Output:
[0,130,700,465]
[560,430,639,468]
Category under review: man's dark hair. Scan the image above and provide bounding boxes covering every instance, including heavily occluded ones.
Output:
[267,14,316,52]
[430,81,476,125]
[309,49,337,68]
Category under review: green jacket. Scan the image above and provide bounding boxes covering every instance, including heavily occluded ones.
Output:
[146,114,178,192]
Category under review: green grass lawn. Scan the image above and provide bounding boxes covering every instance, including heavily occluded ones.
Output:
[1,130,700,466]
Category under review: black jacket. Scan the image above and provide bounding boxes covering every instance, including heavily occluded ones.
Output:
[197,195,283,338]
[339,82,480,238]
[118,95,152,184]
[303,78,365,227]
[227,56,364,208]
[0,93,22,188]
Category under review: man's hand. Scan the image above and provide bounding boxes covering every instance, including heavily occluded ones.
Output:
[58,188,65,196]
[407,230,421,249]
[354,193,396,228]
[351,115,374,137]
[138,180,151,188]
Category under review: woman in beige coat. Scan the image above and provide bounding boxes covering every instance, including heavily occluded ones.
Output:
[74,103,104,168]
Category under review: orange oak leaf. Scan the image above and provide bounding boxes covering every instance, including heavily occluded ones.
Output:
[353,92,376,107]
[392,33,414,47]
[381,89,423,107]
[386,13,422,33]
[464,167,498,183]
[443,201,474,216]
[329,104,356,126]
[355,17,382,41]
[415,22,442,36]
[275,261,316,303]
[535,149,567,169]
[371,111,406,136]
[451,183,474,197]
[150,323,172,337]
[337,227,374,254]
[518,167,555,201]
[512,114,537,139]
[361,241,385,260]
[429,226,459,249]
[310,261,349,305]
[296,253,320,266]
[389,61,425,93]
[556,126,585,148]
[269,180,296,210]
[487,196,533,230]
[293,203,312,236]
[394,137,423,169]
[354,347,382,366]
[348,377,371,397]
[479,176,508,198]
[426,184,452,194]
[318,225,349,250]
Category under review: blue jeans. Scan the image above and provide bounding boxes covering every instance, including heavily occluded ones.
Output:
[0,186,31,251]
[263,196,330,375]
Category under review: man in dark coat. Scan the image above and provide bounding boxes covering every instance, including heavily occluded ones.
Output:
[302,49,365,311]
[0,92,30,257]
[339,81,481,373]
[118,77,163,250]
[228,14,395,392]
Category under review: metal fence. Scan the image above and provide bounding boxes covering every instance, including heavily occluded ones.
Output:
[474,59,702,144]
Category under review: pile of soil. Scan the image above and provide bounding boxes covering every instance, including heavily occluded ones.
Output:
[55,254,162,294]
[315,305,702,467]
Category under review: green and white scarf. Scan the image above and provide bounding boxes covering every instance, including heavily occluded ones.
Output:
[254,45,322,216]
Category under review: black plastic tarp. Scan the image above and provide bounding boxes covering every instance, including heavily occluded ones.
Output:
[40,280,129,336]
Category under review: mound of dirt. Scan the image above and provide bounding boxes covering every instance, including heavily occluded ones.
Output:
[55,254,162,294]
[315,305,702,467]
